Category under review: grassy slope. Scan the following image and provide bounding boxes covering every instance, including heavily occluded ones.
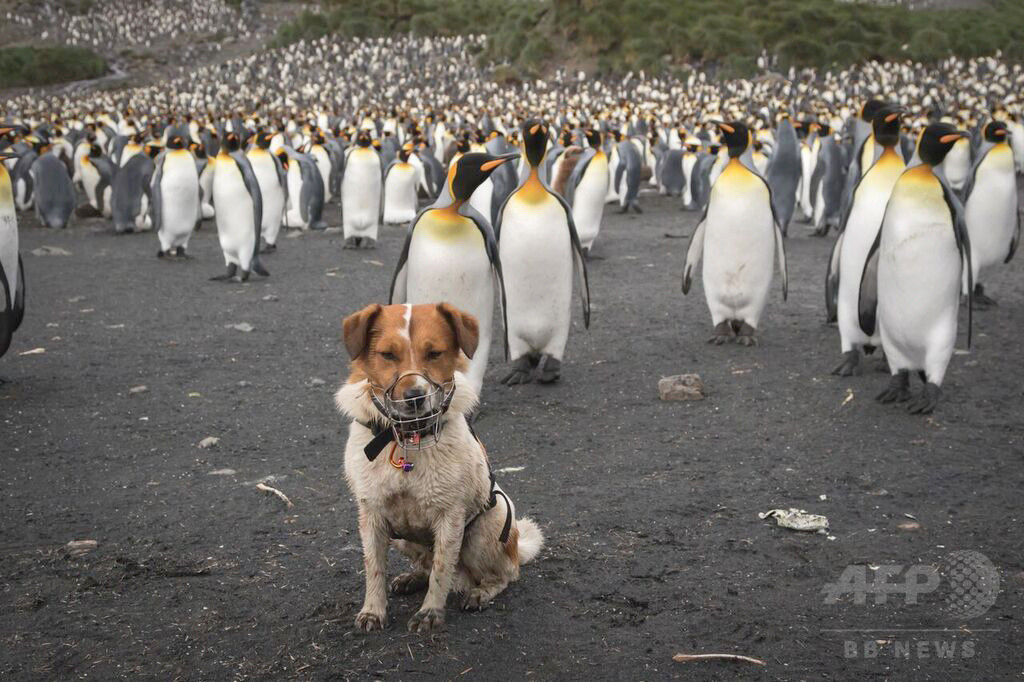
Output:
[0,46,108,88]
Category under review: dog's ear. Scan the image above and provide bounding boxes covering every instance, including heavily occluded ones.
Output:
[342,303,383,360]
[436,302,479,359]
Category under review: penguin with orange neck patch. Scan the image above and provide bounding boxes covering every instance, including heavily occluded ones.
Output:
[859,123,973,414]
[494,120,590,385]
[683,121,788,346]
[389,151,518,393]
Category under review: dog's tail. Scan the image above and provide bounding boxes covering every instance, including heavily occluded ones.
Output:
[515,517,544,565]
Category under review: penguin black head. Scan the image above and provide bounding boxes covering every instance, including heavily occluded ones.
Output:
[224,133,241,153]
[398,143,413,163]
[872,106,905,148]
[275,149,289,170]
[521,120,548,167]
[817,122,832,137]
[713,121,751,158]
[860,99,887,123]
[917,123,968,166]
[983,120,1009,143]
[255,130,273,150]
[449,152,519,203]
[87,143,102,158]
[144,143,162,158]
[191,142,207,159]
[455,138,470,154]
[356,132,371,147]
[167,135,186,150]
[584,127,601,149]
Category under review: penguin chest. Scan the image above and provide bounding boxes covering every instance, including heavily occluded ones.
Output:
[704,163,774,293]
[342,152,382,214]
[965,146,1017,265]
[407,212,492,319]
[213,158,254,240]
[576,154,609,204]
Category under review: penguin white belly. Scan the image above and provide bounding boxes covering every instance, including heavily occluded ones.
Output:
[571,156,609,250]
[199,159,216,219]
[964,146,1017,280]
[15,178,32,210]
[877,176,960,384]
[813,181,826,228]
[341,151,381,238]
[682,155,696,206]
[0,170,18,304]
[798,146,815,218]
[836,160,903,352]
[82,163,100,209]
[213,159,256,270]
[941,139,971,191]
[605,152,620,203]
[120,147,140,167]
[249,152,284,246]
[1010,122,1024,173]
[136,193,151,231]
[468,178,493,222]
[311,146,332,202]
[702,166,775,327]
[405,220,494,391]
[382,165,417,224]
[102,186,112,218]
[284,163,306,228]
[499,192,573,360]
[159,152,199,251]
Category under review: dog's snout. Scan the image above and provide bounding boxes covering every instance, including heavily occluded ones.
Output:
[404,387,426,408]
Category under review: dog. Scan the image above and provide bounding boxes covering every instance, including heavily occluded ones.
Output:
[335,302,544,633]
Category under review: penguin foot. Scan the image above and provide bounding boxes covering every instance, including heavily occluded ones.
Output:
[360,238,377,250]
[239,270,251,282]
[735,322,758,347]
[831,350,862,377]
[210,264,239,281]
[631,203,643,214]
[537,355,561,384]
[261,243,277,254]
[343,237,360,250]
[252,261,270,277]
[501,355,536,386]
[907,382,942,415]
[175,247,190,259]
[876,370,911,404]
[708,321,734,345]
[973,284,997,309]
[157,249,167,259]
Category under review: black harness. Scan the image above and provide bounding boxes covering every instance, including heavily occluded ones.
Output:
[356,416,512,544]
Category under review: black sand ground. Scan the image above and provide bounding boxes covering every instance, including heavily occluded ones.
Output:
[2,190,1022,680]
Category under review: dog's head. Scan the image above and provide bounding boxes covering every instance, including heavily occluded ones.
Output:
[339,303,479,425]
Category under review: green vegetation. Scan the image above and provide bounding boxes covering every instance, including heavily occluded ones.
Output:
[271,0,1024,76]
[0,46,107,88]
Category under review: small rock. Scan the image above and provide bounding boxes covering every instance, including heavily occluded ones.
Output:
[237,381,251,388]
[323,226,343,234]
[363,259,384,267]
[198,436,220,449]
[64,540,97,557]
[19,347,46,356]
[31,246,72,256]
[658,374,705,401]
[67,296,85,303]
[308,377,326,387]
[128,385,148,394]
[898,521,921,531]
[208,468,237,476]
[227,322,254,333]
[262,294,278,302]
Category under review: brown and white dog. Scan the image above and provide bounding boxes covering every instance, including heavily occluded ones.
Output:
[335,302,543,633]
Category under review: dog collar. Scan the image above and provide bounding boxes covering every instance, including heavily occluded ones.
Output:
[358,419,441,462]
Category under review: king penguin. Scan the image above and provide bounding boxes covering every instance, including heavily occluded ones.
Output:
[247,131,287,252]
[765,114,801,236]
[111,141,159,234]
[830,105,906,376]
[859,123,973,414]
[152,135,200,258]
[961,120,1019,308]
[382,143,419,225]
[31,140,75,229]
[565,127,610,255]
[211,133,266,281]
[495,120,590,384]
[341,131,382,249]
[389,151,519,393]
[683,121,788,345]
[0,144,26,362]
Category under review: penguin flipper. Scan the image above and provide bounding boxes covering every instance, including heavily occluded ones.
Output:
[940,180,972,349]
[1005,208,1021,264]
[682,217,707,295]
[550,189,591,328]
[389,216,419,304]
[565,148,596,208]
[774,220,788,301]
[150,152,166,231]
[12,253,25,333]
[825,230,844,323]
[230,152,263,262]
[466,208,510,361]
[0,259,12,359]
[857,230,882,337]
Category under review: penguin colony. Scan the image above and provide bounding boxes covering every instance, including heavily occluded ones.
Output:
[3,32,1024,413]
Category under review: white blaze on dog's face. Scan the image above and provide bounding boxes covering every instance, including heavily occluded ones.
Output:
[343,303,479,417]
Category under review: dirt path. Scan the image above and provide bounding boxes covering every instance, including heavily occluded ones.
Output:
[1,191,1022,679]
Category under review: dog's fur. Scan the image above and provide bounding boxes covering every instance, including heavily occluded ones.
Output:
[336,302,543,633]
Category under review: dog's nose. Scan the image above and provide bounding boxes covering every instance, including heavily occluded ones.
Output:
[403,387,426,409]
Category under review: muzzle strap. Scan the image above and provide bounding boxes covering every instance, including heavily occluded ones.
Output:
[362,423,395,461]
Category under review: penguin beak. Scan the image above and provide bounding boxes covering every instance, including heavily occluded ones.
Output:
[711,121,734,134]
[994,128,1008,137]
[0,152,17,161]
[939,132,969,144]
[480,152,519,172]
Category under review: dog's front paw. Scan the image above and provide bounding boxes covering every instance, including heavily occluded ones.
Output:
[460,590,492,611]
[354,609,387,632]
[408,607,445,633]
[391,571,429,595]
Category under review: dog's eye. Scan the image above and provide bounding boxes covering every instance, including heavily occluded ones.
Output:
[426,350,444,361]
[379,351,398,362]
